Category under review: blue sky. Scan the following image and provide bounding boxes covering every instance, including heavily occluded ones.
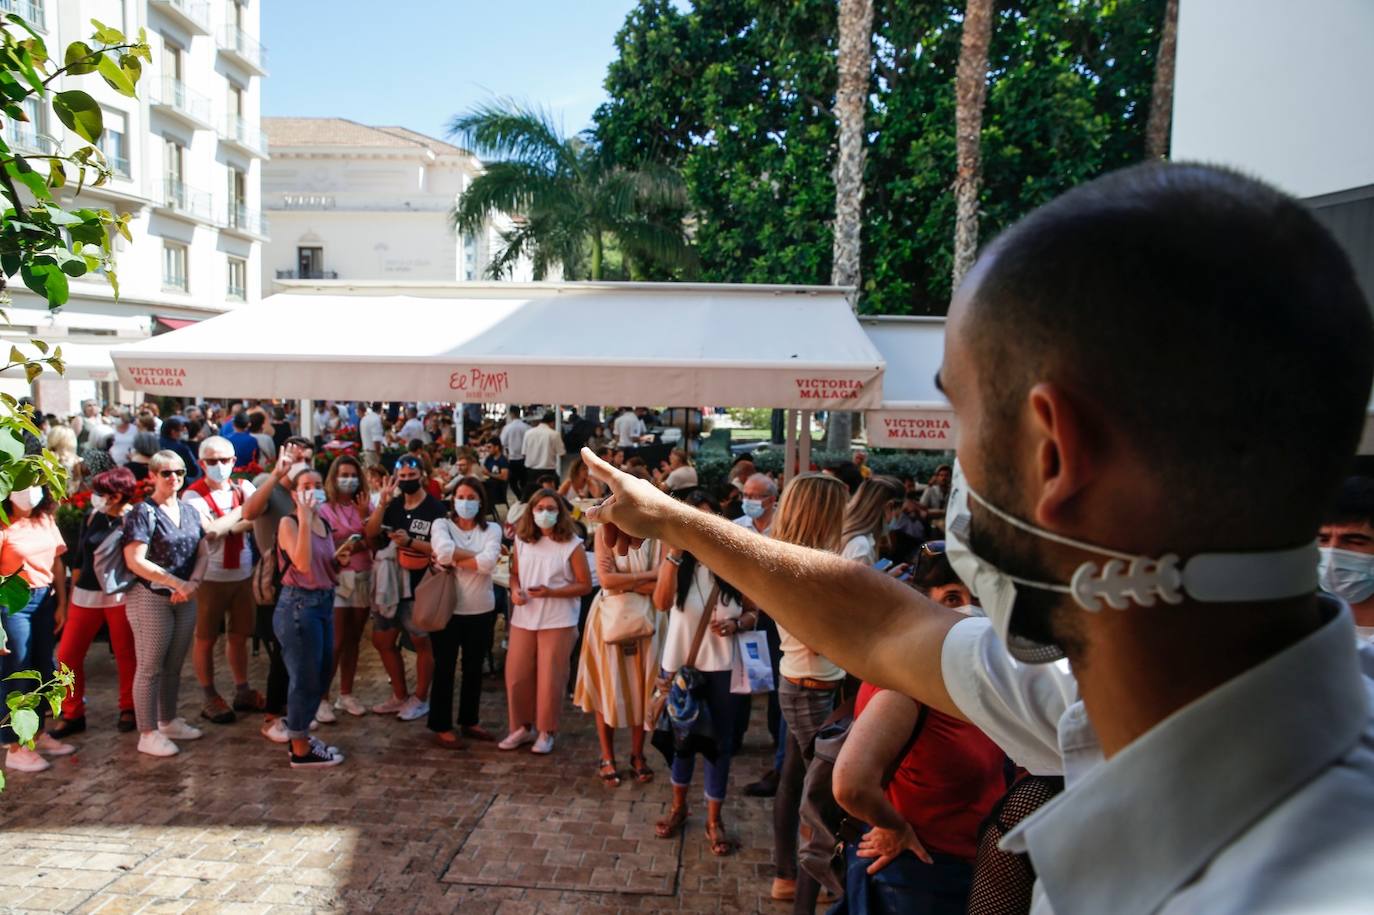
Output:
[261,1,640,140]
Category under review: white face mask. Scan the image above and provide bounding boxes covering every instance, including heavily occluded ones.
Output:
[741,499,767,519]
[1318,548,1374,605]
[533,509,559,530]
[945,458,1320,664]
[454,498,481,521]
[336,477,360,495]
[205,460,233,484]
[10,486,41,511]
[90,493,109,514]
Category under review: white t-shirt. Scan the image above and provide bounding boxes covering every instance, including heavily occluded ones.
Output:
[664,465,699,490]
[182,480,257,581]
[431,518,503,615]
[359,411,385,452]
[398,418,428,444]
[511,535,583,630]
[733,513,772,536]
[110,424,137,465]
[614,412,645,447]
[500,419,530,461]
[662,563,742,673]
[523,424,565,471]
[82,418,113,448]
[841,533,877,565]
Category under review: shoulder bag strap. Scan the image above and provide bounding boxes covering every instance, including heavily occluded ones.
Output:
[684,575,721,670]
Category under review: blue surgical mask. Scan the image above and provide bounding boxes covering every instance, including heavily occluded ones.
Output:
[742,499,767,519]
[454,498,481,520]
[336,477,360,495]
[534,509,559,530]
[205,461,233,484]
[1318,548,1374,605]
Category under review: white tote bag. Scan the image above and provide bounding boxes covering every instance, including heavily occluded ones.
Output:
[730,629,775,695]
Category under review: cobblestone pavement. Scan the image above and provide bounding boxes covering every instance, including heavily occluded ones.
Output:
[0,634,796,913]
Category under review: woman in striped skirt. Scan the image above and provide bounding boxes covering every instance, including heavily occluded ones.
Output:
[573,520,660,788]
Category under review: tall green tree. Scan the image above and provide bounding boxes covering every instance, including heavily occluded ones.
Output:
[595,0,1167,314]
[448,101,694,281]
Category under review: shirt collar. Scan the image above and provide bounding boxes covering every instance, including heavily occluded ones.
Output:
[1003,598,1368,915]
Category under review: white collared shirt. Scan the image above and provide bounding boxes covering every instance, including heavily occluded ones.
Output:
[941,599,1374,914]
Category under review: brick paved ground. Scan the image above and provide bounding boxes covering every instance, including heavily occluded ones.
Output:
[0,633,801,913]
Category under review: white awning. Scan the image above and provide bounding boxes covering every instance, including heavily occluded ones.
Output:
[860,316,955,450]
[0,339,119,382]
[109,283,886,409]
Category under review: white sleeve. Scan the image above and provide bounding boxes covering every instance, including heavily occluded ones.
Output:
[941,616,1076,776]
[474,523,503,574]
[431,519,456,566]
[840,535,874,564]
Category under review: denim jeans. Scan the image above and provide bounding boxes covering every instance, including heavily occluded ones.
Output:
[666,668,750,802]
[0,586,53,744]
[828,840,972,915]
[273,586,334,739]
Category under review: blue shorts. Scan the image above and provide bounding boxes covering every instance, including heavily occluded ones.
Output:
[371,598,428,639]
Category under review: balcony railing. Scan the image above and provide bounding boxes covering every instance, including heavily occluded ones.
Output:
[278,194,335,210]
[5,125,53,154]
[221,115,267,155]
[160,179,214,221]
[0,0,46,31]
[104,153,130,177]
[153,77,211,126]
[218,25,267,73]
[227,283,246,301]
[149,0,209,34]
[163,271,187,292]
[276,269,338,280]
[224,201,268,236]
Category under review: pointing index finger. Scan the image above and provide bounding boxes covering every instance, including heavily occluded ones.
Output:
[581,447,620,486]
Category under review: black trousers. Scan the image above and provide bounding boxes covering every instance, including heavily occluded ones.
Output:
[507,459,527,502]
[428,610,496,732]
[255,604,289,716]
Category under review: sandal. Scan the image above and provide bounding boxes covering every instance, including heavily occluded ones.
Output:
[598,758,621,788]
[630,752,654,784]
[434,731,465,750]
[200,696,236,725]
[705,819,738,857]
[655,804,688,839]
[116,710,137,733]
[232,690,266,713]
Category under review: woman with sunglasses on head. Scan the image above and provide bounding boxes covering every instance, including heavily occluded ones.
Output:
[909,541,974,611]
[500,488,592,755]
[0,480,77,772]
[651,488,756,855]
[317,455,372,719]
[122,450,207,758]
[841,475,905,566]
[428,476,504,748]
[51,468,141,740]
[769,473,850,908]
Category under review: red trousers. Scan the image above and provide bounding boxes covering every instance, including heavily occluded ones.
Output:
[57,601,137,719]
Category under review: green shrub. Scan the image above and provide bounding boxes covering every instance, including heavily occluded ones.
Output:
[694,447,952,488]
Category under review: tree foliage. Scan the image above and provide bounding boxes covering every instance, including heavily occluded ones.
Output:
[595,0,1167,314]
[448,101,696,281]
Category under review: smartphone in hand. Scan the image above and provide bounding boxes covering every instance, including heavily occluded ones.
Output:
[873,558,894,572]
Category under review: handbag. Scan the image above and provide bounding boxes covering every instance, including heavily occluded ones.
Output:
[648,579,720,765]
[730,628,774,694]
[411,565,461,632]
[93,503,155,596]
[599,589,655,645]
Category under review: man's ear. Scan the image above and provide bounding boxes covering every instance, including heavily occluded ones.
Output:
[1026,382,1097,528]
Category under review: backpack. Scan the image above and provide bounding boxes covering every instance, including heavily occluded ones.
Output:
[93,502,156,595]
[798,696,927,897]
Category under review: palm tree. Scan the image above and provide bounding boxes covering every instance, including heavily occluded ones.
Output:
[448,101,694,281]
[1145,0,1179,159]
[951,0,994,291]
[825,0,876,453]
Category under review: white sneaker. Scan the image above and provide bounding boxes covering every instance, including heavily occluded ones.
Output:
[396,696,429,722]
[35,733,76,757]
[335,694,367,717]
[498,726,535,751]
[371,695,406,715]
[530,732,556,755]
[261,717,290,744]
[158,718,203,741]
[315,699,337,724]
[137,731,179,758]
[5,746,51,772]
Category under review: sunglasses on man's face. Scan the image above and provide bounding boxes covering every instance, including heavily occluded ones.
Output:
[159,469,187,479]
[203,457,233,466]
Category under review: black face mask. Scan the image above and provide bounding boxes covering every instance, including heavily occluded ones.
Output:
[397,479,422,495]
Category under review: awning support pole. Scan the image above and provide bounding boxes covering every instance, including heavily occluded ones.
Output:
[300,399,314,440]
[784,408,798,487]
[799,410,812,476]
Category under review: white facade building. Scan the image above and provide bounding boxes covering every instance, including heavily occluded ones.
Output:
[261,118,532,287]
[0,0,267,411]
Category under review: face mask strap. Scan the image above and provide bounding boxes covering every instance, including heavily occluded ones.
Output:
[964,484,1138,563]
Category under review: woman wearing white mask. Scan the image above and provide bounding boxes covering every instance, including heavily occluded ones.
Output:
[318,456,372,719]
[274,467,349,768]
[123,451,207,759]
[51,468,140,740]
[840,475,905,566]
[500,488,592,755]
[0,481,76,772]
[428,477,503,749]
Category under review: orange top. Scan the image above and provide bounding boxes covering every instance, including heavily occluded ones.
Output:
[0,513,66,588]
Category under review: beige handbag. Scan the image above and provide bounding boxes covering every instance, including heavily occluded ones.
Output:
[411,566,461,632]
[599,590,655,645]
